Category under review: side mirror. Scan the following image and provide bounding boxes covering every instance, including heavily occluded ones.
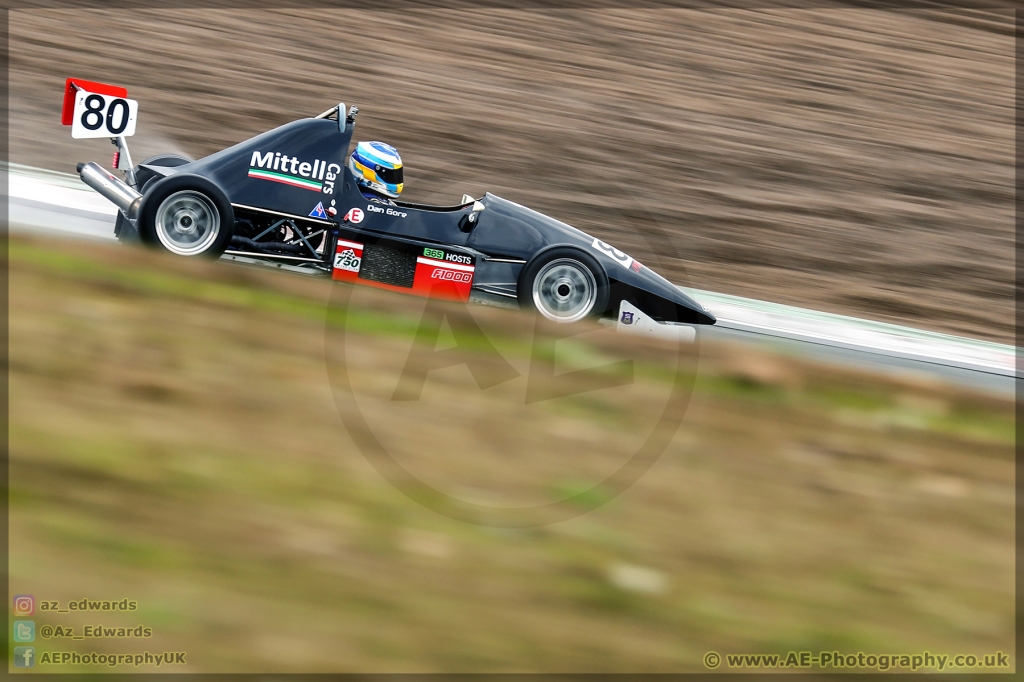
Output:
[316,102,351,131]
[343,104,358,133]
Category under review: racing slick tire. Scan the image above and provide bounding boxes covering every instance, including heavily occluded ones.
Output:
[518,246,609,323]
[115,154,193,244]
[137,174,235,258]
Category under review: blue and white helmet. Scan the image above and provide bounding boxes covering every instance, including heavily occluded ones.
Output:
[348,141,404,198]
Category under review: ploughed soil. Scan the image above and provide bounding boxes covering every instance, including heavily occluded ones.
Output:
[9,7,1015,342]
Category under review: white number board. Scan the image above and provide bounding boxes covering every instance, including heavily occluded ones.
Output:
[71,90,138,139]
[591,238,634,270]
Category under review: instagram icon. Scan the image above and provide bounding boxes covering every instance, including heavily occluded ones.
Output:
[13,595,34,616]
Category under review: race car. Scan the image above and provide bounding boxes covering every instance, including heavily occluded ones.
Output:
[65,78,715,332]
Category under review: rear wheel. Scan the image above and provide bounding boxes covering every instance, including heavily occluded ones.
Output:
[116,154,192,244]
[154,190,221,256]
[518,247,609,323]
[137,175,234,258]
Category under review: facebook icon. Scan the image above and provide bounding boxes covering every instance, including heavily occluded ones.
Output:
[14,646,35,668]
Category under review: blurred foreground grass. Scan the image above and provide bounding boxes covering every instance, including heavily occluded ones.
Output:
[8,235,1014,672]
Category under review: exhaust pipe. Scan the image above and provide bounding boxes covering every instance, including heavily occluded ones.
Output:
[77,161,143,222]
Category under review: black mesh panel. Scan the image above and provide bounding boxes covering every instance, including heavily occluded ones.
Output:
[358,245,417,288]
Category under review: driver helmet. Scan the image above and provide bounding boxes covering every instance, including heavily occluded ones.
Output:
[349,141,404,198]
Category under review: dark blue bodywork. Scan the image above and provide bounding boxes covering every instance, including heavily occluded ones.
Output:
[139,112,715,325]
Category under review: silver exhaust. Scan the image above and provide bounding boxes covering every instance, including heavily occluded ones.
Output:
[77,161,143,222]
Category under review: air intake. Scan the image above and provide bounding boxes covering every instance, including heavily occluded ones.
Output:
[358,245,416,288]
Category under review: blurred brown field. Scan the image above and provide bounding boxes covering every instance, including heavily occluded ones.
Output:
[8,234,1013,672]
[9,6,1015,342]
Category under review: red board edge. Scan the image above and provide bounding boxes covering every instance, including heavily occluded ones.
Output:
[61,78,128,126]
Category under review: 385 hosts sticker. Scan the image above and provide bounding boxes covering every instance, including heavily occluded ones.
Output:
[423,247,472,265]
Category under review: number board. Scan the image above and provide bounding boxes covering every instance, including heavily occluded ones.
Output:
[71,90,138,139]
[591,238,635,270]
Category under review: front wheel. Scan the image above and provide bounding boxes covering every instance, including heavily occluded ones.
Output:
[137,175,234,258]
[518,247,609,323]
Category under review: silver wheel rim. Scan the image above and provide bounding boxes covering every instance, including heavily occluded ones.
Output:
[531,258,598,323]
[154,190,220,256]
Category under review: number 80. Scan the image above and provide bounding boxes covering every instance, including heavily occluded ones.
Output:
[80,94,131,135]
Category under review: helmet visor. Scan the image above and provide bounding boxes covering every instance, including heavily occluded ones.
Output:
[371,164,403,185]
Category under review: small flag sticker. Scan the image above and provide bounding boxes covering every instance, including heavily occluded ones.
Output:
[309,202,328,219]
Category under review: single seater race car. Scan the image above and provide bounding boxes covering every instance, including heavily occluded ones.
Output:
[65,78,715,333]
